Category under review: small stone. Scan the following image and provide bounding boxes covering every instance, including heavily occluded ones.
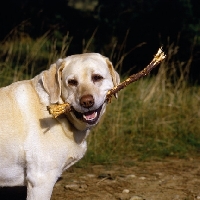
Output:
[80,184,88,189]
[122,189,130,193]
[115,193,130,200]
[64,184,79,190]
[130,195,143,200]
[86,174,96,178]
[197,196,200,199]
[54,182,61,187]
[139,176,146,180]
[155,172,163,176]
[127,174,136,179]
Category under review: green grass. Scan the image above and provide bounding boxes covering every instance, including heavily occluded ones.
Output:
[0,32,200,165]
[0,31,72,86]
[84,79,200,164]
[83,43,200,163]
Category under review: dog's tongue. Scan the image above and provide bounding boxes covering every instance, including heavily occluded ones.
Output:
[83,111,97,120]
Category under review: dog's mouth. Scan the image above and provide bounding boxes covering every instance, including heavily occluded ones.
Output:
[72,105,103,125]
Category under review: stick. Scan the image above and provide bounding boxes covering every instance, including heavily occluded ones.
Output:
[47,48,166,118]
[106,47,166,102]
[47,103,71,118]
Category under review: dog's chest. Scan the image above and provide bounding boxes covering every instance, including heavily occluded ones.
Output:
[61,140,87,171]
[24,126,88,173]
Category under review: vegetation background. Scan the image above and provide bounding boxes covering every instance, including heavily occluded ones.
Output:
[0,0,200,164]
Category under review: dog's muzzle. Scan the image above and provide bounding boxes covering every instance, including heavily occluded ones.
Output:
[72,104,103,125]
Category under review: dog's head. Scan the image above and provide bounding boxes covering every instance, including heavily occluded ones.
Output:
[42,53,120,129]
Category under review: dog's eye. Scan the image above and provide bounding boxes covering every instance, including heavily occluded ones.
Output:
[92,74,103,82]
[68,79,78,86]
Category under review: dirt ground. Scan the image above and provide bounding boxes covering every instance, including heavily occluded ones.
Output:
[52,158,200,200]
[0,158,200,200]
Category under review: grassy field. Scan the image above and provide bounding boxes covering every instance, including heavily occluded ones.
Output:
[0,33,200,165]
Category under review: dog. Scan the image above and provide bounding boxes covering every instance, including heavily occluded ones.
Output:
[0,53,120,199]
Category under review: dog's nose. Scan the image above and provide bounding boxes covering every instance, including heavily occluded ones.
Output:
[80,95,94,108]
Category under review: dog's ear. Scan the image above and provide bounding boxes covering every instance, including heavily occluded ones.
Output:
[105,58,120,98]
[42,59,65,104]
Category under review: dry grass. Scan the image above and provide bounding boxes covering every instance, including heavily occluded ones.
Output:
[83,43,200,163]
[0,32,199,165]
[0,29,72,86]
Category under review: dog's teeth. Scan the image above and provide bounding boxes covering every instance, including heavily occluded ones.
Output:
[83,112,97,121]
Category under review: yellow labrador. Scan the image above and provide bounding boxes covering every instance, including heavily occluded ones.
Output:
[0,53,120,199]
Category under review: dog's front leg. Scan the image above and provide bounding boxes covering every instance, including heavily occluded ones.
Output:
[26,171,59,200]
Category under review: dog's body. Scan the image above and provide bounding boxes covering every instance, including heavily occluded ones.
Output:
[0,53,120,199]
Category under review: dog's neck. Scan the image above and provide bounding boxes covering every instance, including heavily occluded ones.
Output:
[56,115,91,144]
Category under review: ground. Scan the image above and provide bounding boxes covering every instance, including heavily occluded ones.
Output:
[0,158,200,200]
[52,158,200,200]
